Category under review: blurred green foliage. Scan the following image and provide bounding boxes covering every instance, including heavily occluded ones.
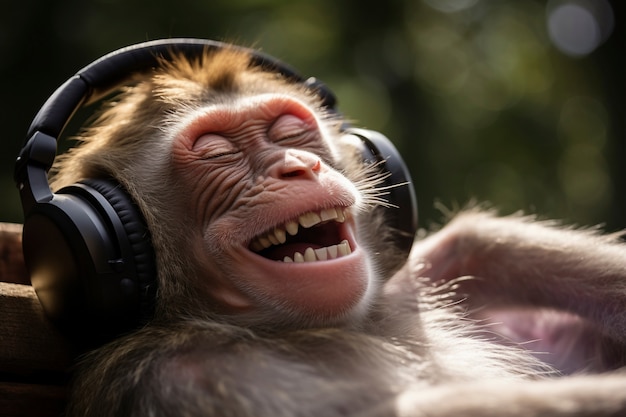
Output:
[1,0,623,231]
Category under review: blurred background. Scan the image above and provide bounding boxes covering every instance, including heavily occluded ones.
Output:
[1,0,624,231]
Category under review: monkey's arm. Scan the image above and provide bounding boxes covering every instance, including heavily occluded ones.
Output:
[380,373,626,417]
[407,210,626,342]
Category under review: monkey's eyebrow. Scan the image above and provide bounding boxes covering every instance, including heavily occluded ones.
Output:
[206,94,316,127]
[175,95,319,146]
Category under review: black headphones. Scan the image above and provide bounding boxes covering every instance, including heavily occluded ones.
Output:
[14,39,417,341]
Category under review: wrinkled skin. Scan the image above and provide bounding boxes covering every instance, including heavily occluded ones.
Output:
[169,94,373,321]
[49,47,626,417]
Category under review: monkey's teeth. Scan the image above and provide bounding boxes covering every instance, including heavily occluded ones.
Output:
[338,240,350,257]
[286,221,299,236]
[298,208,347,229]
[320,207,337,222]
[335,209,345,223]
[249,207,349,252]
[250,240,265,252]
[282,240,352,263]
[250,228,287,251]
[274,228,287,244]
[267,233,280,246]
[319,207,346,223]
[304,247,316,262]
[299,212,322,228]
[314,247,328,261]
[327,244,338,259]
[259,236,272,249]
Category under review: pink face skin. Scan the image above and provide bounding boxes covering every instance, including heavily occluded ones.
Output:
[170,94,374,324]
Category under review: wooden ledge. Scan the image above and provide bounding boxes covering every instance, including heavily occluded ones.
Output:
[0,282,73,377]
[0,223,29,285]
[0,223,71,416]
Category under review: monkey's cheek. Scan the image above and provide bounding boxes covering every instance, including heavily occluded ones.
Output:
[238,246,372,318]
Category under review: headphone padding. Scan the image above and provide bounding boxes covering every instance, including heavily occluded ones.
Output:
[79,178,157,323]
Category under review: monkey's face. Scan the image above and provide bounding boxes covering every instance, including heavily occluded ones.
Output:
[169,93,374,326]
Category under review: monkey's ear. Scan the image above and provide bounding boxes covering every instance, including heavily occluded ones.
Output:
[340,128,418,255]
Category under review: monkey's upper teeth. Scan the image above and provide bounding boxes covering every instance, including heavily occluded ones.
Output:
[297,207,345,229]
[249,207,349,254]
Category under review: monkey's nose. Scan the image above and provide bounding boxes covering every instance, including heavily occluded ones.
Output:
[276,150,322,179]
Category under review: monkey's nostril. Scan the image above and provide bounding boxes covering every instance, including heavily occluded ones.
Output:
[282,169,306,178]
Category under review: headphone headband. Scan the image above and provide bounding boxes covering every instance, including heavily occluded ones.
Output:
[24,39,336,141]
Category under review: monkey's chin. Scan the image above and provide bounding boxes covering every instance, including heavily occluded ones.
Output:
[237,241,372,321]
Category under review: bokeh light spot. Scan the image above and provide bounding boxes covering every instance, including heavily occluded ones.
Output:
[547,0,614,57]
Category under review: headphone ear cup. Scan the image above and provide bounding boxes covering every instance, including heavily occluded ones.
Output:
[342,128,418,254]
[23,178,156,343]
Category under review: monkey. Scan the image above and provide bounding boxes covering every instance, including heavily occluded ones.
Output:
[22,42,626,416]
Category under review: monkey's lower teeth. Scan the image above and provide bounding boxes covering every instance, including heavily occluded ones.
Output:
[281,240,352,263]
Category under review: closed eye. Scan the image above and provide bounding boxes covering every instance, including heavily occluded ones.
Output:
[193,133,240,159]
[268,114,314,145]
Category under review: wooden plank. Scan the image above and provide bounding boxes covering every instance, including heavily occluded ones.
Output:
[0,223,71,415]
[0,222,72,376]
[0,283,72,377]
[0,223,28,285]
[0,382,67,417]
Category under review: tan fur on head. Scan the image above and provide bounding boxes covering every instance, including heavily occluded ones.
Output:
[153,49,251,102]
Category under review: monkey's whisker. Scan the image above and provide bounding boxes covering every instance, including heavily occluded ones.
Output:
[350,167,412,210]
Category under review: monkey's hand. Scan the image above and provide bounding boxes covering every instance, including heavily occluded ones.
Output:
[408,210,626,341]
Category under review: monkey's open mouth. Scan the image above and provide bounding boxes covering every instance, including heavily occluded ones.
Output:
[248,207,353,263]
